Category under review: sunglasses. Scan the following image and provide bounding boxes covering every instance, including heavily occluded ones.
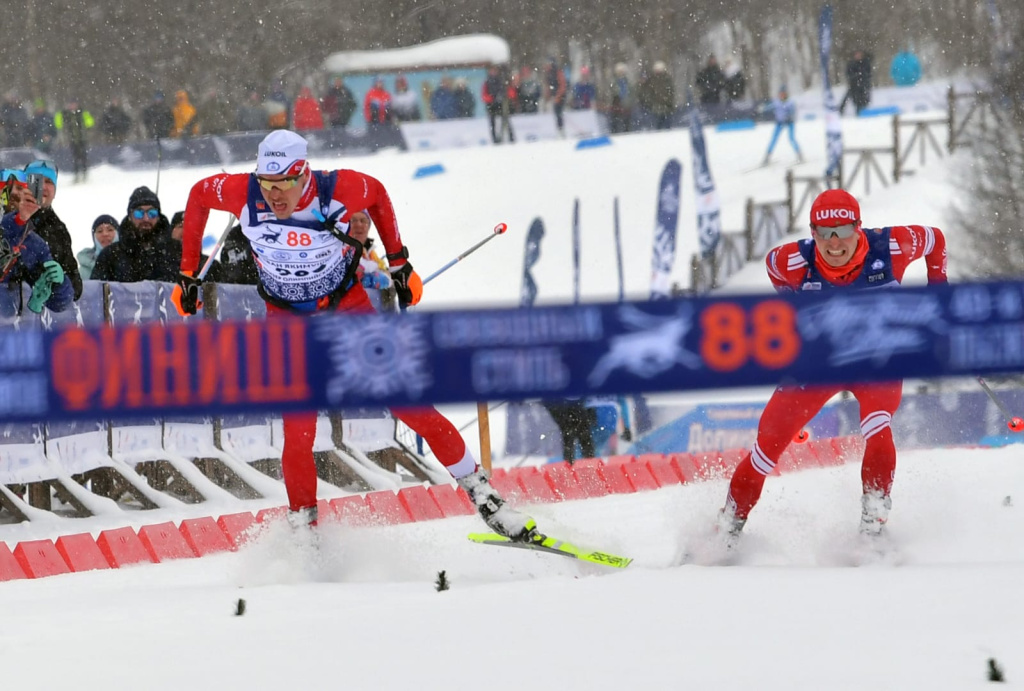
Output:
[132,208,161,220]
[257,174,304,192]
[812,223,857,240]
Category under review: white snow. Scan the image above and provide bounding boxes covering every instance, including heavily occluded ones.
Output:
[322,34,511,74]
[4,81,1020,690]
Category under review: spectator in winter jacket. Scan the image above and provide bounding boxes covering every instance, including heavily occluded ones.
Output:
[517,67,541,114]
[482,65,512,143]
[292,86,325,132]
[237,90,269,132]
[170,211,185,241]
[571,67,597,110]
[453,78,475,118]
[266,81,291,129]
[76,214,119,280]
[430,76,458,120]
[364,78,392,128]
[91,186,184,283]
[28,100,57,154]
[99,97,133,144]
[142,91,174,139]
[0,93,30,148]
[391,75,421,122]
[840,50,873,115]
[321,76,357,128]
[608,63,634,133]
[197,88,234,136]
[171,90,199,138]
[542,59,568,132]
[696,55,725,105]
[22,159,83,299]
[0,186,73,314]
[55,97,92,182]
[723,59,746,102]
[642,61,676,130]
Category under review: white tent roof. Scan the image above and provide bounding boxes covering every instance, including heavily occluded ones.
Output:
[323,34,510,74]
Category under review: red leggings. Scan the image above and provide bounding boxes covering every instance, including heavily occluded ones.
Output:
[726,381,902,520]
[267,284,471,511]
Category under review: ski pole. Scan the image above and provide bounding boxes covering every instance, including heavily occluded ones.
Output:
[976,376,1024,432]
[422,222,508,285]
[197,214,236,280]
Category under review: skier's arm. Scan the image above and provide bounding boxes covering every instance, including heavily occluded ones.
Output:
[764,243,805,293]
[181,173,249,274]
[332,170,407,268]
[890,225,947,284]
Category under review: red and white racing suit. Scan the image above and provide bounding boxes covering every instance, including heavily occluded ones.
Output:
[726,225,948,520]
[182,170,476,511]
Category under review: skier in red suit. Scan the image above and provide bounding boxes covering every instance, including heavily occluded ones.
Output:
[720,188,948,543]
[173,130,537,542]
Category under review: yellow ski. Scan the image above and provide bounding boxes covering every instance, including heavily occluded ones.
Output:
[468,532,632,569]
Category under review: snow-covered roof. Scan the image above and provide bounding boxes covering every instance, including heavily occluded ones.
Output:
[323,34,510,74]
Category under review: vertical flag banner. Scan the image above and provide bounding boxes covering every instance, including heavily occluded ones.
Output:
[688,98,721,259]
[650,159,682,300]
[819,4,843,181]
[613,197,625,302]
[520,218,545,307]
[572,198,581,303]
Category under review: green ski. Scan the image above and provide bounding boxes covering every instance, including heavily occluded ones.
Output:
[468,532,633,569]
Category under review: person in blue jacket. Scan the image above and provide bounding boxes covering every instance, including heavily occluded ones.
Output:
[0,181,73,313]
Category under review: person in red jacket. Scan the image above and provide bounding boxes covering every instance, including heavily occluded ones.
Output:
[363,78,391,129]
[172,130,539,543]
[291,86,325,132]
[719,188,948,545]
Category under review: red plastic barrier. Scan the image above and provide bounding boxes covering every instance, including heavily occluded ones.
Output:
[55,533,111,573]
[427,484,476,517]
[605,455,638,466]
[365,490,414,525]
[647,455,685,487]
[543,462,588,501]
[572,464,611,498]
[620,461,660,492]
[139,522,198,561]
[14,539,70,578]
[667,453,699,483]
[255,506,288,524]
[488,472,522,504]
[595,463,634,495]
[97,527,156,567]
[214,511,256,548]
[0,542,27,581]
[330,495,374,526]
[516,471,559,503]
[182,516,236,555]
[778,440,823,473]
[397,485,445,522]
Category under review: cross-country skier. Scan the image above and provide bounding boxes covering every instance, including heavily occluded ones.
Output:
[718,188,947,544]
[173,130,537,542]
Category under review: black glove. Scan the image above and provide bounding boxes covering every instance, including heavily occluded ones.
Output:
[172,271,203,316]
[389,262,422,309]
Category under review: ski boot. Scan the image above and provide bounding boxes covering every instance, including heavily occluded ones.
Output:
[457,467,539,543]
[859,491,891,537]
[715,497,746,551]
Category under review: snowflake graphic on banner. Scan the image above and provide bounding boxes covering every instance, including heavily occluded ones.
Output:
[313,316,433,405]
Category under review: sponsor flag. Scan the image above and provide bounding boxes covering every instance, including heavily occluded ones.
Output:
[819,5,843,180]
[650,159,682,299]
[520,218,545,307]
[687,97,721,259]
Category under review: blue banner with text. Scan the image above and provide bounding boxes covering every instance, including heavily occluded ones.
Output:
[1,280,1023,423]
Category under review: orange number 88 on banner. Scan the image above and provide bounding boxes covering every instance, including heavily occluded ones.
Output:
[699,300,801,372]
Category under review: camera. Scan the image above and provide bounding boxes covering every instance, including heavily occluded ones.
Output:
[26,173,46,203]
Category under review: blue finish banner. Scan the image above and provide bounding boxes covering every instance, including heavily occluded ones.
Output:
[3,280,1024,423]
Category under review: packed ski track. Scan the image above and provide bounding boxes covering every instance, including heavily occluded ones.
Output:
[4,85,1023,688]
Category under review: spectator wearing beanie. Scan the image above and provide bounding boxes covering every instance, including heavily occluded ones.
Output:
[77,214,119,280]
[91,185,184,283]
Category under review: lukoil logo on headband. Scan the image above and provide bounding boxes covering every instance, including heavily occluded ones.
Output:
[813,208,856,222]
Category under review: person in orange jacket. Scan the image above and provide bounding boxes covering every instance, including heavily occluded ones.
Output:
[171,90,198,138]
